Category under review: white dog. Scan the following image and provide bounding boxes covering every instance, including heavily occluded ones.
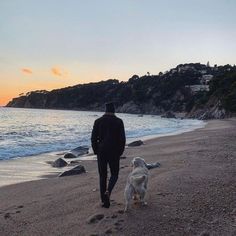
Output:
[124,157,149,212]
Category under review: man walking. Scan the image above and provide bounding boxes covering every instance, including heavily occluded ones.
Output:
[91,102,126,208]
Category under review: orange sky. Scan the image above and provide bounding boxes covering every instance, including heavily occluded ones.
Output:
[0,64,134,106]
[1,1,235,106]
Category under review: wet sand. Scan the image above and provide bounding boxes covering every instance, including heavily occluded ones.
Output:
[0,119,235,236]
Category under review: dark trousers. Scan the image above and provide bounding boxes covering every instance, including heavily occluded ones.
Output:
[97,154,120,203]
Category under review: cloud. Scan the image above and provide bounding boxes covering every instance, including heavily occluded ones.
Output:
[51,67,62,76]
[21,68,33,74]
[51,67,68,78]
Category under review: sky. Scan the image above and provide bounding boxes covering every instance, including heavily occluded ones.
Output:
[0,0,236,105]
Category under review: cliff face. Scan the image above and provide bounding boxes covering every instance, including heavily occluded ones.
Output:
[7,90,48,109]
[186,70,236,119]
[7,63,236,119]
[186,98,227,119]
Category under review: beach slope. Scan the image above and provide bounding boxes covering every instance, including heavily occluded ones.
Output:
[0,119,235,236]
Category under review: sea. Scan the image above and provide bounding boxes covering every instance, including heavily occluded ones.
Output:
[0,107,205,161]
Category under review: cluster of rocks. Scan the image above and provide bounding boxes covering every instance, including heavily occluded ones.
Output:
[50,146,89,177]
[50,141,161,178]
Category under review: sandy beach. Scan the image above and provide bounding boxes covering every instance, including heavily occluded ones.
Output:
[0,119,235,236]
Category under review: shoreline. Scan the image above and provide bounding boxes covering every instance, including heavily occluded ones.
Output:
[0,120,206,188]
[0,118,235,235]
[0,107,204,161]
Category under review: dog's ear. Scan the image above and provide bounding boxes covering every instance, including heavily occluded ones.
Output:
[131,159,135,167]
[140,158,147,166]
[132,158,140,168]
[131,158,135,167]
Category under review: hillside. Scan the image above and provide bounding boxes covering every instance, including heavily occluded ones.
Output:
[6,63,236,119]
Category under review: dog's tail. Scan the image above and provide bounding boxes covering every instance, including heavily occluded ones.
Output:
[130,175,146,185]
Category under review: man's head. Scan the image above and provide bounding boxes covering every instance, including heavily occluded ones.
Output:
[105,102,115,113]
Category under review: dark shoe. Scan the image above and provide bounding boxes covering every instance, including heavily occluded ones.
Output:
[102,192,110,208]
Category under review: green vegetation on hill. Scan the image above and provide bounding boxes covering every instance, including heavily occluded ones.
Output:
[7,63,236,119]
[209,72,236,112]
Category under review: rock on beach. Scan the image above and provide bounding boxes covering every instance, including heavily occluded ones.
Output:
[64,146,89,159]
[52,158,68,168]
[59,165,86,177]
[128,140,144,147]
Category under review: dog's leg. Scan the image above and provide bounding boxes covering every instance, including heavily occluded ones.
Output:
[139,187,147,206]
[124,185,133,212]
[132,190,138,201]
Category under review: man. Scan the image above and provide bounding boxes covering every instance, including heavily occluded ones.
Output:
[91,102,126,208]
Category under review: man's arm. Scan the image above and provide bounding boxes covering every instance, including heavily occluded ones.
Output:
[91,120,99,154]
[118,120,126,156]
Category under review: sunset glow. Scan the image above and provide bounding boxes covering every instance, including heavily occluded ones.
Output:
[51,67,69,78]
[0,0,236,106]
[21,68,33,74]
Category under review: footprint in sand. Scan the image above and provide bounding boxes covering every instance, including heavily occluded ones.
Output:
[120,165,129,169]
[105,228,113,234]
[87,214,105,224]
[114,221,121,227]
[118,219,124,223]
[102,219,124,234]
[4,210,22,219]
[111,214,117,219]
[4,213,11,219]
[117,210,124,214]
[109,200,123,208]
[2,205,24,219]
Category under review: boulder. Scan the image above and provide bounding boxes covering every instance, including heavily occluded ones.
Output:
[64,146,89,159]
[59,165,86,177]
[64,153,77,159]
[70,146,89,154]
[52,158,68,168]
[128,140,144,147]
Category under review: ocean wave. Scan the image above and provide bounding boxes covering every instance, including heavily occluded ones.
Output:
[0,108,204,160]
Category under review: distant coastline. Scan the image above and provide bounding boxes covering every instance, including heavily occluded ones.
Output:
[6,63,236,120]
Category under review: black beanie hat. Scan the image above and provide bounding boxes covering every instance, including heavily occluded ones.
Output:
[105,102,115,113]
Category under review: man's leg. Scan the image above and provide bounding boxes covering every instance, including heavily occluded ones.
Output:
[108,157,120,195]
[97,155,107,203]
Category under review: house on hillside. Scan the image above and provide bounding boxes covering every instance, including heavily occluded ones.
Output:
[200,74,213,85]
[177,65,195,72]
[200,69,207,74]
[185,85,209,94]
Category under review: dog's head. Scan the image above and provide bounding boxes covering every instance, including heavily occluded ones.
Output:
[131,157,147,169]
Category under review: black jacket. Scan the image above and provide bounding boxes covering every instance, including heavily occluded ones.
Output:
[91,114,126,157]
